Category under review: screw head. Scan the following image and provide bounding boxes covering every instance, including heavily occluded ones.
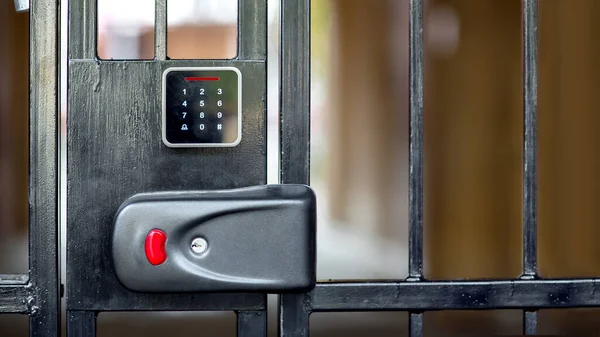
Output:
[191,237,208,254]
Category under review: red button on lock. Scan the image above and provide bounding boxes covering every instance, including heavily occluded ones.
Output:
[145,229,167,266]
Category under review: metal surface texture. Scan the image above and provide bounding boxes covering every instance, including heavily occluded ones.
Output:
[67,59,267,309]
[278,1,311,337]
[30,0,61,332]
[0,0,61,333]
[14,0,29,12]
[237,311,267,337]
[155,0,167,60]
[66,0,269,335]
[408,1,425,335]
[111,185,316,293]
[29,0,600,335]
[522,1,539,334]
[310,279,600,311]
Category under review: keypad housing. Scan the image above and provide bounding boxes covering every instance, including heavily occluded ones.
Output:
[162,67,241,147]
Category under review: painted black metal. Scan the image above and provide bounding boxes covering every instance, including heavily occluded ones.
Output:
[309,279,600,311]
[42,0,600,336]
[24,0,61,335]
[522,1,539,335]
[276,0,555,335]
[0,0,61,334]
[279,0,311,187]
[67,311,96,337]
[66,59,267,310]
[237,311,267,337]
[278,0,311,336]
[407,1,425,335]
[279,293,311,337]
[524,310,537,335]
[0,284,30,313]
[66,0,269,335]
[111,185,316,293]
[67,59,266,305]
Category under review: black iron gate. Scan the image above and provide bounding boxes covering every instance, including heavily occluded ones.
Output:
[7,0,600,336]
[0,0,60,336]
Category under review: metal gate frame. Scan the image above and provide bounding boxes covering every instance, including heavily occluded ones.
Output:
[279,0,600,336]
[0,0,60,336]
[7,0,600,336]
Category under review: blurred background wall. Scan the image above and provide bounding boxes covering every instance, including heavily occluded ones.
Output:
[2,0,600,335]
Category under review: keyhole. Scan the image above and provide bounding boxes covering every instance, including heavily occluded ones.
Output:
[191,237,208,254]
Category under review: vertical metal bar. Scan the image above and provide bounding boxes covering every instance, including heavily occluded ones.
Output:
[237,311,267,337]
[524,310,537,335]
[29,0,60,335]
[68,0,97,59]
[522,0,538,333]
[238,0,267,60]
[408,0,424,335]
[522,0,538,279]
[155,0,167,60]
[279,0,311,335]
[67,311,96,337]
[279,0,311,186]
[409,312,424,337]
[279,294,310,337]
[14,0,29,12]
[408,0,424,281]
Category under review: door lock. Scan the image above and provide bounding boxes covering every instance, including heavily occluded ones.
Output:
[112,184,316,293]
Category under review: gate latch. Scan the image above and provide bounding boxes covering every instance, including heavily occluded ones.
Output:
[111,184,316,293]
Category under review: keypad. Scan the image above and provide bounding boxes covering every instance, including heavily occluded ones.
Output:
[162,67,241,147]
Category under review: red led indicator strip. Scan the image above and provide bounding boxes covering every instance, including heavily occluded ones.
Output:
[184,77,220,81]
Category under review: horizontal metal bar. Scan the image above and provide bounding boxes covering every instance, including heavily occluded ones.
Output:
[310,279,600,311]
[0,274,28,285]
[69,293,266,312]
[0,284,31,314]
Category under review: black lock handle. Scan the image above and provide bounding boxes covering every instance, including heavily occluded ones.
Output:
[111,184,316,293]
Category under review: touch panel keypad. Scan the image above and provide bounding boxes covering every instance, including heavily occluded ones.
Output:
[162,67,242,147]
